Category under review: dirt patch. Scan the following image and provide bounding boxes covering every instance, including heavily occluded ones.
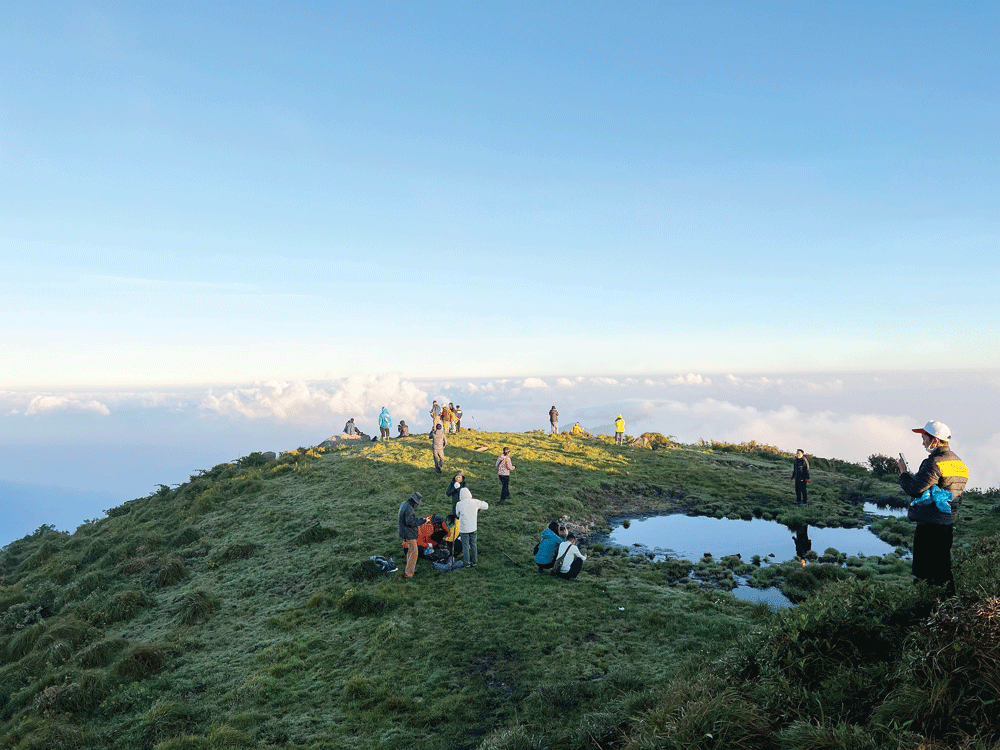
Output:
[576,481,696,516]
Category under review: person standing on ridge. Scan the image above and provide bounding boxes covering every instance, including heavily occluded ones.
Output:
[454,405,463,432]
[791,449,810,505]
[549,406,559,435]
[447,403,458,433]
[614,414,625,445]
[455,487,489,568]
[496,446,515,503]
[430,400,442,428]
[398,492,423,579]
[378,407,392,441]
[896,420,969,593]
[431,423,448,473]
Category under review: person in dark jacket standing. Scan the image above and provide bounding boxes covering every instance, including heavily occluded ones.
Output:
[398,492,423,579]
[431,423,448,473]
[791,449,810,504]
[896,420,969,593]
[446,471,467,515]
[454,405,463,432]
[549,406,559,435]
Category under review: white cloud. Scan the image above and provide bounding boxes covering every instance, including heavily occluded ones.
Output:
[589,377,618,386]
[199,374,428,425]
[668,373,711,386]
[24,395,111,416]
[724,374,841,393]
[556,378,576,388]
[522,377,548,389]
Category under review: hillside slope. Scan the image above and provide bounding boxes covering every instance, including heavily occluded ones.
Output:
[2,431,999,750]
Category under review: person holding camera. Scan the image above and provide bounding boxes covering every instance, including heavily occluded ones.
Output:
[896,420,969,593]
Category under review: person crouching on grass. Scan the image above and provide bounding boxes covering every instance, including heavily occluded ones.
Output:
[553,533,587,580]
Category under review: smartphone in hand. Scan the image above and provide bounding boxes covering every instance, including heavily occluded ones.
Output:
[899,453,910,473]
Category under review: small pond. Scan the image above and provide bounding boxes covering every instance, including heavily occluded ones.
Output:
[603,514,901,564]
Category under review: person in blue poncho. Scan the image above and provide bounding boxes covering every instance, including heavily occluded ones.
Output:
[534,520,566,573]
[896,420,969,593]
[378,407,393,440]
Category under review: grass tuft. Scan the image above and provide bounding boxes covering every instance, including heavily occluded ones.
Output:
[173,590,219,625]
[117,643,165,679]
[157,555,188,587]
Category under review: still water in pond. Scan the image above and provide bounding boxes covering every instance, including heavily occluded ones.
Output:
[605,514,900,564]
[864,502,908,517]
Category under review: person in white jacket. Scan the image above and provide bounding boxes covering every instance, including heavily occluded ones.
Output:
[554,533,587,580]
[455,487,489,568]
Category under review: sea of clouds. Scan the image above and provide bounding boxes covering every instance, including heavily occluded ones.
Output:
[2,370,997,547]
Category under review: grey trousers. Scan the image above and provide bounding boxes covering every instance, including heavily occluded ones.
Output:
[461,530,478,566]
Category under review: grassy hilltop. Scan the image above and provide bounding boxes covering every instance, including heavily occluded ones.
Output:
[2,431,1000,750]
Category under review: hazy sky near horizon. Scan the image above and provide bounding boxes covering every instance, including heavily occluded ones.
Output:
[3,1,999,386]
[2,370,999,548]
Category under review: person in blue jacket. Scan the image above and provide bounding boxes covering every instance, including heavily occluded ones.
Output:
[534,520,567,573]
[378,407,393,440]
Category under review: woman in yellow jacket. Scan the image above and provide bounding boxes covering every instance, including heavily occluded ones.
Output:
[614,415,625,445]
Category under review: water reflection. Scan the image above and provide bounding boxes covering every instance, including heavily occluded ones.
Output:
[605,514,898,564]
[863,502,908,517]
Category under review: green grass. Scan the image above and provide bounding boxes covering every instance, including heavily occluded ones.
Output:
[1,431,998,749]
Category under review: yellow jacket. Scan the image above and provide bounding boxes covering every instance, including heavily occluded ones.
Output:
[615,417,625,432]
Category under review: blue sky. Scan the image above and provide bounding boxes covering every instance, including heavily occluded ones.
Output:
[3,1,998,386]
[2,2,998,545]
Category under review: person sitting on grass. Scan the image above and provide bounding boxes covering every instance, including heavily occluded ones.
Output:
[534,520,566,573]
[570,422,583,436]
[554,533,587,580]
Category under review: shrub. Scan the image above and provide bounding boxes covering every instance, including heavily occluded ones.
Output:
[885,592,1000,742]
[868,453,901,478]
[0,602,46,635]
